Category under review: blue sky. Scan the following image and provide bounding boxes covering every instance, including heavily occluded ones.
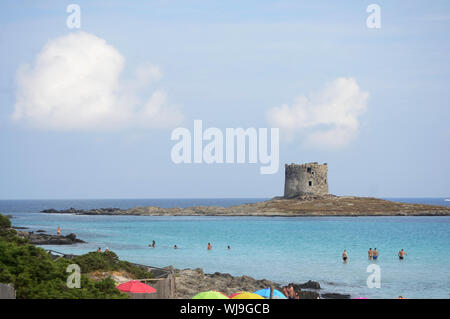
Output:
[0,0,449,199]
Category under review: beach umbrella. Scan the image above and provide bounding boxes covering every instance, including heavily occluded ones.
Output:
[231,292,265,299]
[192,291,230,299]
[254,288,287,299]
[116,280,156,293]
[229,292,244,298]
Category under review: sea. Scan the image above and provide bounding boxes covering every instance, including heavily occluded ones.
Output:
[1,197,449,299]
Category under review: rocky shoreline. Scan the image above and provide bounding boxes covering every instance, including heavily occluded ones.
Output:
[172,267,350,299]
[16,231,86,245]
[40,195,450,217]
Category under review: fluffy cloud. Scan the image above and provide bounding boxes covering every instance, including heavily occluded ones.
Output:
[13,31,183,131]
[267,77,368,149]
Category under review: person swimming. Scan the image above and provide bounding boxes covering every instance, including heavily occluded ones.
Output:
[342,250,348,262]
[174,245,178,249]
[368,248,373,260]
[398,249,407,260]
[227,245,230,250]
[373,248,379,260]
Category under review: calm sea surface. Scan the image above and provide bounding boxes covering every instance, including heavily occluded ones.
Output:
[1,198,449,299]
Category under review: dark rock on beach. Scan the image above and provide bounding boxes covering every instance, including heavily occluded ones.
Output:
[17,231,86,245]
[320,292,351,299]
[36,229,46,233]
[297,290,320,299]
[12,226,28,229]
[291,280,321,290]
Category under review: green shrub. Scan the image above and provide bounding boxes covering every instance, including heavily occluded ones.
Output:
[0,214,152,298]
[72,250,152,279]
[0,214,11,228]
[0,232,128,298]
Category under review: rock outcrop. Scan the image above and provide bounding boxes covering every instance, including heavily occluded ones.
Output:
[173,268,338,299]
[17,231,86,245]
[290,280,321,290]
[173,268,281,299]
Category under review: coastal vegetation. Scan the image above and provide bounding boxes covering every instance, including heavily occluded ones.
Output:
[0,214,150,298]
[71,251,150,279]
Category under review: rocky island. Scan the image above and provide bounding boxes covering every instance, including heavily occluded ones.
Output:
[39,163,450,216]
[40,195,450,217]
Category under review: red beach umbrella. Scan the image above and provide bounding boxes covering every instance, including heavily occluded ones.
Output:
[229,292,244,298]
[116,280,156,293]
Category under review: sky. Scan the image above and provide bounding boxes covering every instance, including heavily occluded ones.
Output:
[0,0,449,199]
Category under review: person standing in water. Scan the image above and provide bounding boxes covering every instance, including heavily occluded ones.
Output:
[398,249,407,260]
[368,248,373,260]
[342,250,348,262]
[227,245,231,250]
[207,243,212,250]
[57,226,61,236]
[152,240,155,248]
[373,248,379,260]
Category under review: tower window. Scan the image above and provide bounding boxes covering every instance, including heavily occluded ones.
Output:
[309,181,312,186]
[307,167,312,173]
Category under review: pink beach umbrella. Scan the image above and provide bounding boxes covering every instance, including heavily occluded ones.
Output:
[116,280,156,294]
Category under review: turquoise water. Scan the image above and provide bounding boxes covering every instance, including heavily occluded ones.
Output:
[1,198,450,299]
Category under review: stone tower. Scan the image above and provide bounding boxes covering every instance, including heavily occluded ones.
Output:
[284,162,328,198]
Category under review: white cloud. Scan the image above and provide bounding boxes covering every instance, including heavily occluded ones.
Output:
[135,63,163,85]
[267,77,368,149]
[13,31,183,131]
